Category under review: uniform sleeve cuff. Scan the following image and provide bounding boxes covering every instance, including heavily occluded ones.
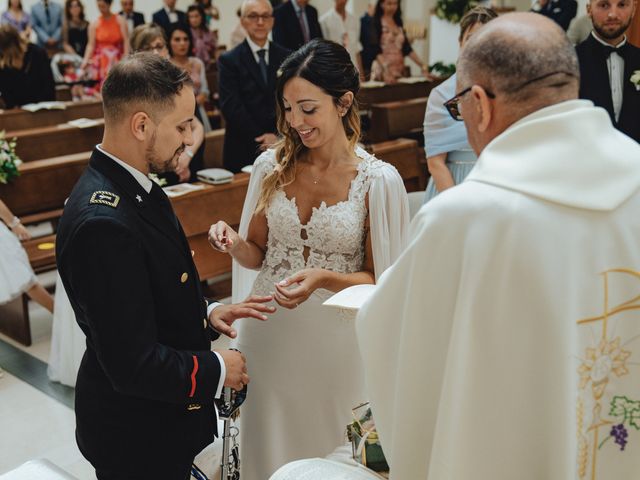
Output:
[212,351,226,399]
[206,301,223,320]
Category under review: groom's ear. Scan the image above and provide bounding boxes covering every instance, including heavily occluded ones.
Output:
[131,112,151,141]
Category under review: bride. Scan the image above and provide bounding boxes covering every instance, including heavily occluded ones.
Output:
[208,39,409,479]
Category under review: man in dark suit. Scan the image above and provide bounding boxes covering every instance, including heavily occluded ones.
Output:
[56,53,274,479]
[152,0,186,35]
[218,0,291,173]
[273,0,322,51]
[576,0,640,143]
[531,0,578,30]
[119,0,144,35]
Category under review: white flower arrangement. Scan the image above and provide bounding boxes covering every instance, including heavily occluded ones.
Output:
[631,70,640,91]
[0,131,22,184]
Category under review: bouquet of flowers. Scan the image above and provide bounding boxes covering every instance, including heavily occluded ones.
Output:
[347,402,389,473]
[0,131,22,184]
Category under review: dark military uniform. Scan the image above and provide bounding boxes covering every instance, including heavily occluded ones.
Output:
[56,148,222,479]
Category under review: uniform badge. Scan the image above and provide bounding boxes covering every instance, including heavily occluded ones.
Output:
[89,191,120,208]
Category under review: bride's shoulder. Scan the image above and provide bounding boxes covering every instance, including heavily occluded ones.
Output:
[253,149,278,175]
[354,145,401,181]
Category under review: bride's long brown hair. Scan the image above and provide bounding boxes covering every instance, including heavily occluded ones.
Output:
[255,39,362,214]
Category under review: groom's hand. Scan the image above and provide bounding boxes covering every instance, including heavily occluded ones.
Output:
[208,295,275,338]
[216,349,249,391]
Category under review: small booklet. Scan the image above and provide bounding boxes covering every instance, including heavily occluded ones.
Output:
[163,183,205,198]
[21,101,67,112]
[66,117,101,129]
[323,284,377,311]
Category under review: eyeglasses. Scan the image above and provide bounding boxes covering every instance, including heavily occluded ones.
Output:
[244,13,273,22]
[443,70,577,121]
[143,43,168,53]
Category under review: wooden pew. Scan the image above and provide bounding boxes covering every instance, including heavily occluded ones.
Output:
[368,138,426,192]
[8,121,104,162]
[1,152,89,220]
[368,97,427,143]
[358,79,441,108]
[0,100,103,131]
[202,128,225,169]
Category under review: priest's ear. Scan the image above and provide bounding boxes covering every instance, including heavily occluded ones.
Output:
[470,85,493,133]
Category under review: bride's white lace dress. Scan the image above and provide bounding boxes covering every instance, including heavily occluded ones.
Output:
[232,147,409,480]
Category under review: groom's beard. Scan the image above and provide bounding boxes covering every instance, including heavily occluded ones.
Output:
[593,17,632,40]
[146,132,185,174]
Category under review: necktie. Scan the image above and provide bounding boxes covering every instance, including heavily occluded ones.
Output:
[150,182,179,230]
[257,49,268,85]
[298,9,310,43]
[44,1,50,22]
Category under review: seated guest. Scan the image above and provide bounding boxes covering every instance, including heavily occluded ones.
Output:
[195,0,219,30]
[118,0,144,36]
[152,0,186,36]
[531,0,577,30]
[217,0,290,172]
[1,0,31,39]
[423,6,497,203]
[0,24,55,108]
[320,0,364,77]
[0,197,54,313]
[566,13,592,44]
[369,0,428,83]
[188,4,217,66]
[272,0,322,51]
[131,22,206,183]
[31,0,63,50]
[359,12,640,480]
[576,0,640,143]
[62,0,88,57]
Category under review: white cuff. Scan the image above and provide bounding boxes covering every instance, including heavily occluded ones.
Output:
[212,351,226,399]
[206,301,223,319]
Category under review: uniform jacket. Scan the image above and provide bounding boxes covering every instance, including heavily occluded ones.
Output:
[272,0,322,51]
[576,34,640,143]
[217,39,290,172]
[30,0,63,47]
[56,149,222,475]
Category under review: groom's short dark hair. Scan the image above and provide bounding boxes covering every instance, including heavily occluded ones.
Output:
[102,52,192,124]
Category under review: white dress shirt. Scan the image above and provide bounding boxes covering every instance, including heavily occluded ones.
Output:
[164,5,178,24]
[592,32,626,122]
[246,36,270,65]
[319,8,362,68]
[97,144,226,398]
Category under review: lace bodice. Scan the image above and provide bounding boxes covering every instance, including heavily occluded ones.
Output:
[251,149,388,300]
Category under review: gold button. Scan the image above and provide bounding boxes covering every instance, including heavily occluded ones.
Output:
[191,250,195,257]
[181,272,188,283]
[203,318,208,329]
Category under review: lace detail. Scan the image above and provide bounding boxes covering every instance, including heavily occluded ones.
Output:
[251,148,389,300]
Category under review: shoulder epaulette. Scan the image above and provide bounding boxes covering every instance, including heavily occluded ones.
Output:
[89,191,120,208]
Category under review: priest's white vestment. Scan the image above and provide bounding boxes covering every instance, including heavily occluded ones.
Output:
[357,100,640,480]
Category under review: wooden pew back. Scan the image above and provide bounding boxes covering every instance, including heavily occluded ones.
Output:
[368,97,427,143]
[369,138,426,192]
[0,100,103,131]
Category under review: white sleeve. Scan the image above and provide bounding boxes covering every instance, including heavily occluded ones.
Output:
[367,161,410,279]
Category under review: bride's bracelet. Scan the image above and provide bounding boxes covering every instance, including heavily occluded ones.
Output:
[8,216,21,229]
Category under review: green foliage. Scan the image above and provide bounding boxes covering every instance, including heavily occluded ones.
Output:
[429,61,456,77]
[435,0,478,24]
[0,131,21,184]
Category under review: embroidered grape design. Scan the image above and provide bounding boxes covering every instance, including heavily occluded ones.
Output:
[611,424,628,451]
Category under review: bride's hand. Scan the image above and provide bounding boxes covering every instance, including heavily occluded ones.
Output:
[273,268,327,309]
[208,221,240,253]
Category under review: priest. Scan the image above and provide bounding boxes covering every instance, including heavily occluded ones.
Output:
[357,12,640,480]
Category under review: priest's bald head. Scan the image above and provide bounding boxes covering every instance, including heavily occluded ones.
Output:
[455,12,580,155]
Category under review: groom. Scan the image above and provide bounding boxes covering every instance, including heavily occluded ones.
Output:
[56,53,274,479]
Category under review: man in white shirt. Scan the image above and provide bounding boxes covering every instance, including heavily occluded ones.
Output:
[575,0,639,142]
[358,12,640,480]
[320,0,365,77]
[152,0,187,35]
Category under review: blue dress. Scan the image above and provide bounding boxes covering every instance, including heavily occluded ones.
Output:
[423,73,477,203]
